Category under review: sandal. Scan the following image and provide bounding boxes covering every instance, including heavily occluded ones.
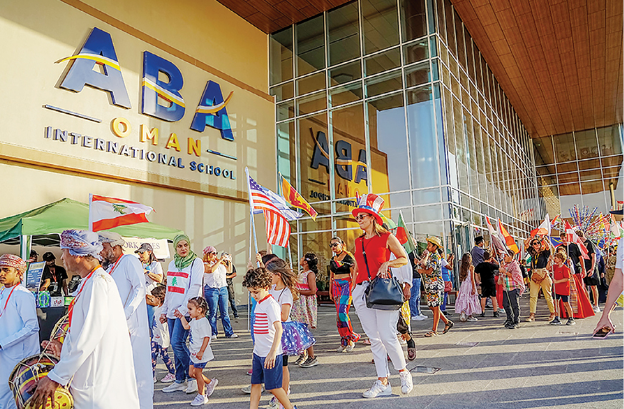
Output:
[443,320,454,334]
[407,347,416,361]
[424,331,438,337]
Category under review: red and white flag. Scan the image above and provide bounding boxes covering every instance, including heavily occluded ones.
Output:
[89,194,153,232]
[564,220,589,260]
[247,172,290,247]
[531,214,551,237]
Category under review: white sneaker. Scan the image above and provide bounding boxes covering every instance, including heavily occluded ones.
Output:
[205,378,218,397]
[268,396,279,409]
[190,393,208,406]
[162,382,187,393]
[459,312,467,322]
[186,379,198,394]
[161,373,176,383]
[242,384,264,394]
[467,316,478,322]
[227,333,239,338]
[345,343,355,352]
[412,315,425,321]
[399,371,413,394]
[593,305,600,313]
[362,380,392,398]
[336,345,346,352]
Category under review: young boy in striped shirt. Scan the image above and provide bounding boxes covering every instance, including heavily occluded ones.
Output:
[243,268,297,409]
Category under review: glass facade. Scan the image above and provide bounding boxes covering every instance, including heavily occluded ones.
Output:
[534,125,623,219]
[270,0,542,273]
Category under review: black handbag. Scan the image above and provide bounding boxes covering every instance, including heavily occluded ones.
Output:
[361,240,404,310]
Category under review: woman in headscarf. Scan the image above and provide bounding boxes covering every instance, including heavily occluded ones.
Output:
[160,234,204,394]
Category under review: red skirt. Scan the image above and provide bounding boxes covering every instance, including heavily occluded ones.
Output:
[496,282,504,309]
[558,274,595,319]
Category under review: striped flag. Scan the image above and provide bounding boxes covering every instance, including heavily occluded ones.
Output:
[565,220,589,260]
[89,194,153,232]
[247,173,291,247]
[498,219,519,254]
[396,212,416,254]
[280,174,318,220]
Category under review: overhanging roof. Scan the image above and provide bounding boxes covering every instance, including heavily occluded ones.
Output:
[220,0,623,138]
[217,0,352,33]
[451,0,623,137]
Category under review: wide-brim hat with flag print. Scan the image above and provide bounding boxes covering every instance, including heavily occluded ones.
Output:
[352,193,384,225]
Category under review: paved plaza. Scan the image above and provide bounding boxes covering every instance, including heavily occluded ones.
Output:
[154,296,623,409]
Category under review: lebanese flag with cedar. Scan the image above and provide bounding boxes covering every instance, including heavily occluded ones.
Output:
[89,194,153,232]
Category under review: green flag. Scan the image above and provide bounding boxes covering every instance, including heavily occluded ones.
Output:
[396,212,416,254]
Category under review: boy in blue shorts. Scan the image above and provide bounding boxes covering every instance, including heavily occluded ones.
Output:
[243,268,297,409]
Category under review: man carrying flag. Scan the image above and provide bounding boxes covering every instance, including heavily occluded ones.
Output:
[280,174,318,220]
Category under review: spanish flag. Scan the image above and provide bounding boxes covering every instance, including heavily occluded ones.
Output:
[280,174,318,220]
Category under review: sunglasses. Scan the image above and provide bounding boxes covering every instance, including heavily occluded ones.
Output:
[330,243,340,248]
[532,243,539,246]
[355,214,369,221]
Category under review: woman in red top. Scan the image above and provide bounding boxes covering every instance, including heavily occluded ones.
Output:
[350,194,413,399]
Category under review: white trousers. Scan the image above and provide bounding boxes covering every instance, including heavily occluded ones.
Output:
[353,283,407,378]
[130,331,154,409]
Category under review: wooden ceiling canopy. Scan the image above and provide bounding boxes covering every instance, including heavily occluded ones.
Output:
[216,0,352,34]
[450,0,623,138]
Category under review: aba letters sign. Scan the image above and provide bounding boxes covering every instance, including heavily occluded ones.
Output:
[40,27,238,182]
[60,27,233,139]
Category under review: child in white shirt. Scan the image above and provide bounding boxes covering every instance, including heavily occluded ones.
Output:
[176,297,216,406]
[243,268,298,409]
[150,286,176,383]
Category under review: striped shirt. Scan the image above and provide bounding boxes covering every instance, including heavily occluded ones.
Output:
[252,294,282,357]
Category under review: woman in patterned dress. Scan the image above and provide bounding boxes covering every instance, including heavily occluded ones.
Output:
[329,237,360,352]
[418,236,454,336]
[291,253,319,368]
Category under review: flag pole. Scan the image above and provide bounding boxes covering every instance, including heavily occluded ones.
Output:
[245,167,260,332]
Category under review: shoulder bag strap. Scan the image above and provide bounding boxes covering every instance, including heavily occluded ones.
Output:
[360,239,372,281]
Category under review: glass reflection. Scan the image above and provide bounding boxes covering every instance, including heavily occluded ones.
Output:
[296,15,325,76]
[327,2,360,66]
[407,85,439,189]
[400,0,427,42]
[362,0,400,54]
[368,92,409,195]
[270,27,293,85]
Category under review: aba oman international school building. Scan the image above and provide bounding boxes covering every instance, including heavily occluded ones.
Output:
[0,0,622,299]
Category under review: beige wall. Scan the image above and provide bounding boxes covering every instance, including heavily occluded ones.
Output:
[0,0,276,302]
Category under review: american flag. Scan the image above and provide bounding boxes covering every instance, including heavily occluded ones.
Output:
[248,174,291,247]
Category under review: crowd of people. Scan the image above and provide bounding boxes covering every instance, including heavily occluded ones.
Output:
[0,195,622,409]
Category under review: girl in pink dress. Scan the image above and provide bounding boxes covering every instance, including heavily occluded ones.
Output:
[456,253,482,322]
[291,253,318,368]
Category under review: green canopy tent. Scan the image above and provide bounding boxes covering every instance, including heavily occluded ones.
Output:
[0,198,185,258]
